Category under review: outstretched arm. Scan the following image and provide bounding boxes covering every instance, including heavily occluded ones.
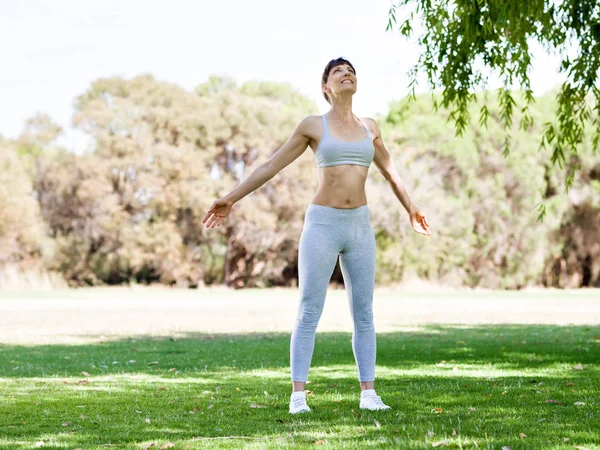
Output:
[202,116,312,228]
[368,118,431,236]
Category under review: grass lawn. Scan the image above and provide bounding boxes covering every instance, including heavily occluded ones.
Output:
[0,290,600,450]
[1,320,599,449]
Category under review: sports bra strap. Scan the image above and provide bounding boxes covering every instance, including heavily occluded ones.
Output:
[321,114,329,136]
[357,117,371,138]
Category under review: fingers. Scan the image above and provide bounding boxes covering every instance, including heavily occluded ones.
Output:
[203,212,225,228]
[202,206,214,224]
[419,215,431,234]
[414,218,431,236]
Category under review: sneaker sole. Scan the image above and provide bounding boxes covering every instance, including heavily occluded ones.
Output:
[360,406,392,410]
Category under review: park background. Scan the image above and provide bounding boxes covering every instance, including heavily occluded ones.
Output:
[1,1,599,292]
[1,1,599,449]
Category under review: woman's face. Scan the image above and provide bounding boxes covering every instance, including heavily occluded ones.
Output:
[323,64,357,101]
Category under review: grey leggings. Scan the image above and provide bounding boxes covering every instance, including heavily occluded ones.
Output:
[290,203,377,382]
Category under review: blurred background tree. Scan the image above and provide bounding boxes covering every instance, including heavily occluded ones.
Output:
[1,74,598,290]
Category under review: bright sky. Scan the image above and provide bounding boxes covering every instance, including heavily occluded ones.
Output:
[1,0,565,150]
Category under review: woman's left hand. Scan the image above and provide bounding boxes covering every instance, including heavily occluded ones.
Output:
[409,207,431,236]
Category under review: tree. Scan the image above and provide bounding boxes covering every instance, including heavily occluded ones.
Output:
[45,74,318,288]
[386,0,600,215]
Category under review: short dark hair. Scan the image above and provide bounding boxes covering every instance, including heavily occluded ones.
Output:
[321,57,356,104]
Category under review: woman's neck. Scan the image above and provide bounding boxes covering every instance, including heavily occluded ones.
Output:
[328,99,354,123]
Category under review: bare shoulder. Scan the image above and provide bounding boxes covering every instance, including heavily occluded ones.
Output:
[361,117,381,139]
[296,114,322,138]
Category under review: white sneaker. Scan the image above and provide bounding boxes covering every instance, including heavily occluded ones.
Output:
[360,393,392,410]
[289,393,311,414]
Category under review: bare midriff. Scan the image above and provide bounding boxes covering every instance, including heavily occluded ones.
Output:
[310,164,369,209]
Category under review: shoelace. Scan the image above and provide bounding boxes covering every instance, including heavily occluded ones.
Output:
[362,394,386,406]
[292,396,307,408]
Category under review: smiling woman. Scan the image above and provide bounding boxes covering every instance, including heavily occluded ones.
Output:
[202,55,431,415]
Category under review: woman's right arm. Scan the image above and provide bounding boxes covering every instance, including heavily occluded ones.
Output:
[202,116,313,228]
[221,116,313,204]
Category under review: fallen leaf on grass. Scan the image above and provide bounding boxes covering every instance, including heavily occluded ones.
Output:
[81,371,90,376]
[374,420,381,429]
[160,443,175,449]
[518,433,527,438]
[147,361,159,365]
[572,364,584,370]
[545,399,564,404]
[249,403,266,408]
[432,408,443,414]
[145,418,151,424]
[62,422,72,427]
[168,368,177,372]
[452,429,457,436]
[501,447,511,450]
[574,402,586,406]
[34,442,44,448]
[432,440,448,447]
[314,440,325,445]
[143,443,155,449]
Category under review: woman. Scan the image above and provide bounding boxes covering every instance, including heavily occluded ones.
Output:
[202,57,431,414]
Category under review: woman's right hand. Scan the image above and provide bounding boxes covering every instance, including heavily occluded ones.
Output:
[202,198,234,228]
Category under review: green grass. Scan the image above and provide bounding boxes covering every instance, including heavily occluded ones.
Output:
[1,325,599,449]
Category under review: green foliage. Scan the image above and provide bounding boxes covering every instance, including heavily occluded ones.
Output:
[42,74,318,287]
[2,74,598,289]
[387,0,600,191]
[0,144,48,267]
[369,89,597,288]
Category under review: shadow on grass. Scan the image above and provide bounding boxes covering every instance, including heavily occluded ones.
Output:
[1,324,598,377]
[0,324,598,449]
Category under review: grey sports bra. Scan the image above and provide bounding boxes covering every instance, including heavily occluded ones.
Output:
[315,114,375,168]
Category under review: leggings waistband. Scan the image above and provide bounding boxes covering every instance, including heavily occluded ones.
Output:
[305,203,370,224]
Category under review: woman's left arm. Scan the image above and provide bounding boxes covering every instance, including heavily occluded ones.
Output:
[367,118,431,236]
